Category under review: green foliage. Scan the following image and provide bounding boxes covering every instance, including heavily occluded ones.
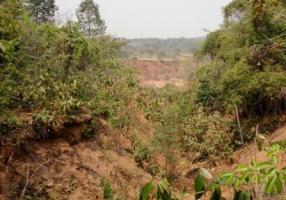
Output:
[3,1,286,199]
[82,119,98,138]
[139,85,233,166]
[32,110,55,138]
[0,0,28,109]
[233,190,251,200]
[140,182,156,200]
[194,175,205,199]
[138,86,182,124]
[209,186,222,200]
[0,1,140,141]
[120,38,204,59]
[0,113,21,135]
[26,0,57,24]
[199,31,222,59]
[194,168,213,199]
[145,87,185,176]
[179,108,233,161]
[194,142,286,199]
[76,0,106,38]
[153,131,179,181]
[219,144,286,195]
[100,177,114,200]
[133,141,152,165]
[139,180,174,200]
[197,0,286,117]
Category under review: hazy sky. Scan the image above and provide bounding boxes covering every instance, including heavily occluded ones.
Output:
[56,0,232,38]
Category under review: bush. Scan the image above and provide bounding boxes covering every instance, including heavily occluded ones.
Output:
[0,113,21,136]
[196,0,286,118]
[32,110,55,139]
[133,142,152,165]
[0,1,141,141]
[180,108,233,161]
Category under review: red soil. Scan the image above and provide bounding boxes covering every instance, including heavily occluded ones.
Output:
[123,59,192,88]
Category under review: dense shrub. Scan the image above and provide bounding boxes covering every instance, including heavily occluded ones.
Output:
[197,0,286,117]
[180,108,233,161]
[0,1,140,141]
[147,86,233,163]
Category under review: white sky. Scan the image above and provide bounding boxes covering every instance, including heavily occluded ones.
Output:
[55,0,232,38]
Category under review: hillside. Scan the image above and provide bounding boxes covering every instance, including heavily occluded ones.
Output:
[119,37,204,59]
[123,58,197,88]
[1,0,286,199]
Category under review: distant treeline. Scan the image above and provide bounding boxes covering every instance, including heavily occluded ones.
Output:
[119,37,205,59]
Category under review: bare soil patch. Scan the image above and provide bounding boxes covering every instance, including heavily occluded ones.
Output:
[123,59,193,88]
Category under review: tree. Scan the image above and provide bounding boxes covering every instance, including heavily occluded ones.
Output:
[26,0,57,24]
[76,0,106,38]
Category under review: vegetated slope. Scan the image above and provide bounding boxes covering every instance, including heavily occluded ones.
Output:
[169,124,286,198]
[3,119,284,200]
[203,125,286,200]
[216,125,286,174]
[120,37,205,88]
[0,1,156,199]
[120,37,204,59]
[2,0,286,199]
[0,115,154,200]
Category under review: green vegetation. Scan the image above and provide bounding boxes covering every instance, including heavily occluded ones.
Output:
[76,0,106,37]
[102,142,286,199]
[132,0,286,198]
[1,0,286,199]
[120,37,204,59]
[0,0,139,141]
[101,177,114,200]
[145,0,286,165]
[197,0,286,117]
[139,180,176,200]
[26,0,57,24]
[194,143,286,200]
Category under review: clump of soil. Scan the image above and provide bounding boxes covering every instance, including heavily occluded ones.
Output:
[0,111,154,200]
[0,130,152,200]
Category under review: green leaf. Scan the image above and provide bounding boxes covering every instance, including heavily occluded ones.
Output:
[157,180,172,200]
[210,186,221,200]
[276,174,283,194]
[0,41,6,52]
[235,164,249,173]
[220,172,234,185]
[256,162,272,171]
[100,178,113,200]
[265,168,277,179]
[140,182,156,200]
[265,175,277,194]
[233,190,251,200]
[158,179,170,192]
[194,174,205,200]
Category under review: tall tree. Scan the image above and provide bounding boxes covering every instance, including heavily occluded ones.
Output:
[27,0,57,24]
[76,0,106,38]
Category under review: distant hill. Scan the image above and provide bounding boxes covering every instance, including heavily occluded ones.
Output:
[119,37,205,59]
